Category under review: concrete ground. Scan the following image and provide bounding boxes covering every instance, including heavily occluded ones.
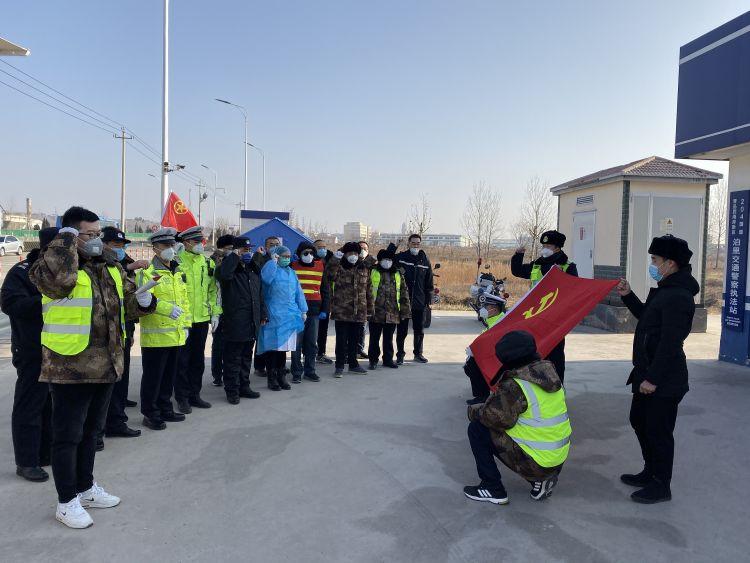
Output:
[0,311,747,562]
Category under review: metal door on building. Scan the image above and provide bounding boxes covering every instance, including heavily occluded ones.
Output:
[572,211,595,278]
[628,194,704,303]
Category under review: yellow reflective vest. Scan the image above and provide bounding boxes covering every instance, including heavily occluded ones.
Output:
[505,378,571,468]
[41,267,125,356]
[371,270,401,310]
[481,313,504,332]
[138,261,191,348]
[177,250,220,323]
[530,263,570,287]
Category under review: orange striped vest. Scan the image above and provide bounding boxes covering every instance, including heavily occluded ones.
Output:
[291,260,324,302]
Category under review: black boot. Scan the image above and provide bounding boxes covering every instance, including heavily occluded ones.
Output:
[631,478,672,504]
[267,369,281,391]
[277,369,291,390]
[16,466,49,482]
[414,335,428,363]
[620,468,654,487]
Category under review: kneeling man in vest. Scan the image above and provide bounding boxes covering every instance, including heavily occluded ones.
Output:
[464,330,571,505]
[29,206,156,529]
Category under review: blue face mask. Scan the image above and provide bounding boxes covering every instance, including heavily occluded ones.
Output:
[648,263,663,282]
[278,257,291,268]
[114,248,126,262]
[241,251,253,264]
[316,248,327,258]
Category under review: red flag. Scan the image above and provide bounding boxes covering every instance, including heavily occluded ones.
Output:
[469,267,618,387]
[161,192,198,231]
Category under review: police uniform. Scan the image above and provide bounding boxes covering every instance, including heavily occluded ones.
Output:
[138,228,191,429]
[175,226,220,412]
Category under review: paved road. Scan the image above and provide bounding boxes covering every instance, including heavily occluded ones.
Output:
[0,312,746,562]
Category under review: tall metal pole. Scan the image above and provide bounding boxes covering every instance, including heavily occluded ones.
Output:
[115,127,132,230]
[247,142,265,210]
[243,113,248,212]
[202,164,220,246]
[160,0,170,217]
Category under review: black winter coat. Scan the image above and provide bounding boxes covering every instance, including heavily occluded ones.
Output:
[395,249,434,310]
[510,250,579,280]
[621,266,699,398]
[216,253,267,342]
[0,249,43,362]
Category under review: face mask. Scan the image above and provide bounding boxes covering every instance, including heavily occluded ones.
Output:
[360,249,368,258]
[279,257,291,268]
[409,247,419,256]
[316,248,327,258]
[80,237,103,258]
[649,263,664,282]
[301,254,314,264]
[479,307,489,319]
[241,252,254,264]
[380,259,393,270]
[267,245,278,254]
[190,243,204,254]
[222,248,234,255]
[113,248,126,262]
[159,247,176,262]
[174,243,185,255]
[540,248,554,258]
[346,254,359,264]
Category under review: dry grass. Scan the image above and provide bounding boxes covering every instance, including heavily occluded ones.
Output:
[703,266,724,313]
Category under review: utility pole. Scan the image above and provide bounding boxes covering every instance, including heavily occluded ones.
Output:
[160,0,170,216]
[196,179,208,225]
[114,127,132,230]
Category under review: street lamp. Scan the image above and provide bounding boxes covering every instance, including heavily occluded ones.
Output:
[215,98,248,212]
[247,142,266,211]
[201,164,226,246]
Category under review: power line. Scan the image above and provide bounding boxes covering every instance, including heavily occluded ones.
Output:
[0,77,119,135]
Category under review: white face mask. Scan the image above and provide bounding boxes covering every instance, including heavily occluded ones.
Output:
[540,247,554,258]
[380,259,393,270]
[479,307,489,319]
[190,243,204,254]
[346,254,359,264]
[360,249,368,258]
[159,247,176,262]
[301,253,314,264]
[409,247,419,256]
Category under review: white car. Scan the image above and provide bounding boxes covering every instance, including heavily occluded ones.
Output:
[0,235,23,256]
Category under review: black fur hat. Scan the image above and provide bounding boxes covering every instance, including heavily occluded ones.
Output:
[540,230,566,248]
[648,235,692,266]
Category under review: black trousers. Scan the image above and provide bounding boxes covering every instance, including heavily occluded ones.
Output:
[211,318,224,382]
[140,346,179,421]
[223,340,255,394]
[105,338,132,432]
[464,357,490,400]
[368,322,396,364]
[50,382,113,503]
[335,320,362,369]
[11,355,52,467]
[176,321,210,401]
[546,339,566,383]
[254,351,267,372]
[357,323,366,354]
[468,419,504,489]
[629,393,682,483]
[396,307,425,356]
[317,316,330,355]
[266,350,287,370]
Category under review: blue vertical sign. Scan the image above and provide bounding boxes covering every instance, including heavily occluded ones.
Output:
[725,190,750,331]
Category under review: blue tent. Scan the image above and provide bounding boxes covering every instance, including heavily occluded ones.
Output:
[240,217,312,254]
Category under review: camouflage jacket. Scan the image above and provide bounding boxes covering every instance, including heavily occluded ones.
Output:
[29,232,154,384]
[327,257,374,323]
[371,267,411,324]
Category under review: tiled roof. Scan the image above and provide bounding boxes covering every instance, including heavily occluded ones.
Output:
[550,156,722,193]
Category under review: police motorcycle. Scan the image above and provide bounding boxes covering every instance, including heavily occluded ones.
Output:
[469,269,508,323]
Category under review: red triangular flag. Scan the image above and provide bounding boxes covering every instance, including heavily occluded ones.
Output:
[161,192,198,231]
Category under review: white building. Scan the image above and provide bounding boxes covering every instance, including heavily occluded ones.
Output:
[343,222,369,242]
[373,232,468,247]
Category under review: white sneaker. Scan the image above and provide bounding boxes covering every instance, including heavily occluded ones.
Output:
[56,496,93,529]
[78,482,121,509]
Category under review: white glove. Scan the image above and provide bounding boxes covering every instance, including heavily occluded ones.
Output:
[465,347,474,358]
[271,253,279,263]
[211,315,220,333]
[59,227,79,236]
[302,312,307,322]
[169,305,183,320]
[334,251,344,259]
[136,291,153,307]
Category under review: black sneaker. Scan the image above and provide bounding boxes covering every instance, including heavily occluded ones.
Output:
[382,361,399,369]
[162,411,186,422]
[292,374,302,384]
[368,361,377,370]
[304,373,320,382]
[226,393,240,405]
[357,351,369,360]
[530,475,558,501]
[142,416,166,430]
[16,466,49,482]
[211,378,222,387]
[396,354,405,365]
[620,469,654,488]
[631,480,672,504]
[413,354,428,363]
[189,396,212,409]
[465,396,485,405]
[317,355,334,364]
[125,399,138,407]
[177,399,193,414]
[463,484,508,505]
[349,365,367,374]
[334,368,344,378]
[239,388,260,399]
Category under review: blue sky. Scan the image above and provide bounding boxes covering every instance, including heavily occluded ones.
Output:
[0,1,744,234]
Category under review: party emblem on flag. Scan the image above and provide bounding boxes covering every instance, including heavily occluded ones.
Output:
[173,200,188,214]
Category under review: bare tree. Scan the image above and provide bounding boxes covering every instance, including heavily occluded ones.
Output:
[461,181,503,264]
[407,193,432,237]
[517,176,555,257]
[709,179,728,269]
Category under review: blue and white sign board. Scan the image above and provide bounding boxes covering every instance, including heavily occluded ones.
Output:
[675,11,750,159]
[724,190,750,331]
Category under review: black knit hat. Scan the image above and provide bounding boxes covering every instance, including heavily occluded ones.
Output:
[233,236,251,249]
[540,230,566,248]
[495,330,539,365]
[216,234,234,248]
[648,235,693,266]
[296,241,315,256]
[39,227,59,250]
[341,241,360,254]
[377,248,395,261]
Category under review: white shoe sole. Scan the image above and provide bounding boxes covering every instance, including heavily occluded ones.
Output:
[464,492,509,505]
[531,477,558,501]
[56,513,93,529]
[80,497,121,509]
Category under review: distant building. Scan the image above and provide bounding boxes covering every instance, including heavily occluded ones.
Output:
[343,222,369,242]
[492,238,517,249]
[373,232,468,247]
